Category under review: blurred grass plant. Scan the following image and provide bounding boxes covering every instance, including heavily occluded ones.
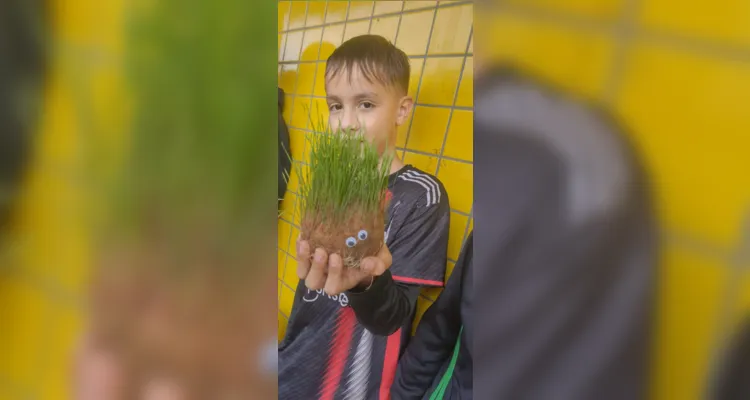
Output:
[81,0,278,396]
[90,0,277,284]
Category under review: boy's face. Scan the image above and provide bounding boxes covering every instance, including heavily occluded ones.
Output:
[325,66,412,155]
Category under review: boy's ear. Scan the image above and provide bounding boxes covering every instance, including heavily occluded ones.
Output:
[395,95,414,126]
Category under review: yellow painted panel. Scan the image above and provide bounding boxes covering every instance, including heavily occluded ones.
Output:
[289,128,308,162]
[651,247,730,400]
[407,58,425,99]
[290,96,312,129]
[640,0,750,47]
[38,307,83,400]
[344,20,370,41]
[325,1,350,23]
[403,152,440,175]
[284,255,301,289]
[348,1,374,20]
[279,284,296,316]
[278,220,292,253]
[615,43,750,247]
[396,11,434,55]
[282,30,304,61]
[320,24,346,60]
[295,62,317,96]
[370,15,400,44]
[407,106,450,154]
[478,12,615,99]
[309,98,329,130]
[404,1,437,11]
[52,0,125,51]
[419,57,463,105]
[306,1,327,25]
[444,110,473,162]
[301,28,324,61]
[504,0,622,19]
[374,1,404,15]
[428,4,473,54]
[288,1,308,30]
[438,160,473,214]
[278,250,287,279]
[280,189,296,218]
[0,279,48,387]
[455,57,474,107]
[279,65,297,97]
[279,1,291,31]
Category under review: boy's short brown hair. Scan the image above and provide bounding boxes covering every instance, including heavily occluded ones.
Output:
[325,34,410,95]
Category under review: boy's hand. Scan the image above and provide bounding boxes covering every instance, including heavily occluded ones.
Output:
[296,239,392,295]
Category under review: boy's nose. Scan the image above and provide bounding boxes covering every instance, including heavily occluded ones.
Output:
[341,110,360,133]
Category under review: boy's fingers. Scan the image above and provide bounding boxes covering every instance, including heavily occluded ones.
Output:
[378,243,393,268]
[324,254,344,295]
[305,248,328,290]
[296,241,311,279]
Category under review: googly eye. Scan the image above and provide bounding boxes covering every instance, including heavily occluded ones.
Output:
[345,237,357,248]
[357,230,368,241]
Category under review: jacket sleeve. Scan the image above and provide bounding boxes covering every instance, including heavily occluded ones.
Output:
[391,233,471,399]
[347,270,422,336]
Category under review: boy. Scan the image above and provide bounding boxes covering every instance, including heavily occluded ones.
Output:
[278,35,451,400]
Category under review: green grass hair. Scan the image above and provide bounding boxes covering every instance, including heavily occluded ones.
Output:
[295,115,392,228]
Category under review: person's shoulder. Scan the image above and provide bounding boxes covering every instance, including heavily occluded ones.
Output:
[475,65,648,227]
[390,165,449,211]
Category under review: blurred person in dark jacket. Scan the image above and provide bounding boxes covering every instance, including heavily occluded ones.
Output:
[392,64,658,400]
[392,233,473,400]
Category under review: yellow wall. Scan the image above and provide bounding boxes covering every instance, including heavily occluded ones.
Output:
[479,2,750,400]
[277,0,474,339]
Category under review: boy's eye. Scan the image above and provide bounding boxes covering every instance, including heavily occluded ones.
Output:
[359,102,374,109]
[329,104,342,112]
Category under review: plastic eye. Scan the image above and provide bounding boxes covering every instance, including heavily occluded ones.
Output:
[345,237,357,248]
[358,230,368,241]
